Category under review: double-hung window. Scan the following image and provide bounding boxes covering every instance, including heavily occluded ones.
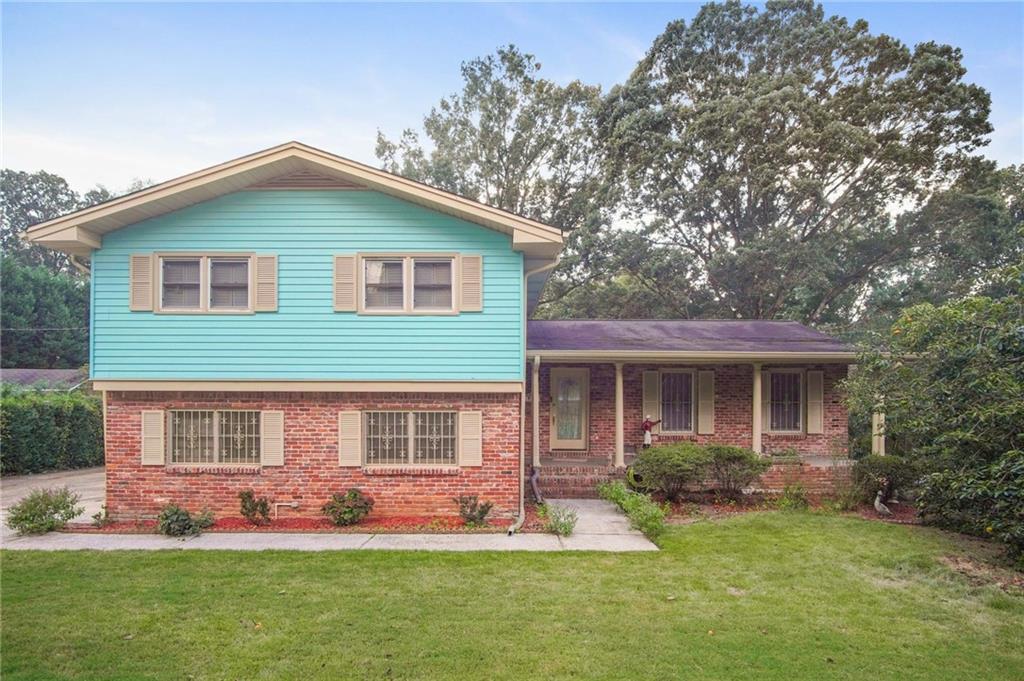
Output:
[361,255,456,313]
[364,411,457,465]
[158,254,252,312]
[660,371,694,433]
[167,410,261,464]
[768,371,803,432]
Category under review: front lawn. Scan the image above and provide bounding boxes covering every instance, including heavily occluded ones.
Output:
[3,513,1022,680]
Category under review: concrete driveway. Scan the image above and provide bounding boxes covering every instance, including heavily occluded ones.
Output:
[1,467,104,540]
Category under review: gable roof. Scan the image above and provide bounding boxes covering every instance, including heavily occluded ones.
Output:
[22,141,564,259]
[527,320,856,361]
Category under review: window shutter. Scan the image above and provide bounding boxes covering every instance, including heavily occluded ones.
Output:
[806,371,824,435]
[460,255,483,312]
[254,255,278,312]
[129,254,154,311]
[338,411,362,466]
[642,371,661,434]
[697,370,715,435]
[459,411,483,466]
[333,255,357,312]
[140,410,164,465]
[260,411,284,465]
[761,371,771,431]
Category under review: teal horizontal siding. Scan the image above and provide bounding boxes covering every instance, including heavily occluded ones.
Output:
[92,190,524,381]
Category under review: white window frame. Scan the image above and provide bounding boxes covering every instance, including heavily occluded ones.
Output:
[767,368,805,434]
[155,252,255,314]
[363,410,459,465]
[166,409,261,465]
[357,253,459,315]
[659,369,696,434]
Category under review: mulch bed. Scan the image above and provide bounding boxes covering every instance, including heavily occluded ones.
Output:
[854,501,920,525]
[65,514,519,535]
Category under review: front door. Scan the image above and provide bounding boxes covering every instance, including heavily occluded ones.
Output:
[549,368,589,450]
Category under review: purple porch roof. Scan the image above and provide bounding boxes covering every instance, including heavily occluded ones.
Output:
[526,320,854,355]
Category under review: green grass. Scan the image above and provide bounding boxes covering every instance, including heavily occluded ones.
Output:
[3,513,1022,680]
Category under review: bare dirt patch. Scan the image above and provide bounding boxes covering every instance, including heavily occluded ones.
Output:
[939,554,1024,593]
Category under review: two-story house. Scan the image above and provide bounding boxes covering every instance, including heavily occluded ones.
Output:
[25,142,856,524]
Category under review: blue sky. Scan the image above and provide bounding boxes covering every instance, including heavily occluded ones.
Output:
[3,2,1021,191]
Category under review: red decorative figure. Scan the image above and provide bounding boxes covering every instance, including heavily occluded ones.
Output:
[641,415,661,448]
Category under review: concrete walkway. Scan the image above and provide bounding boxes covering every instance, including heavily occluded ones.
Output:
[1,498,657,552]
[1,467,105,541]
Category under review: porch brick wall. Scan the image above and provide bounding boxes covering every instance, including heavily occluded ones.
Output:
[525,363,849,460]
[104,391,520,521]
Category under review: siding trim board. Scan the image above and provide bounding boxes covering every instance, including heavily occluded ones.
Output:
[92,380,524,393]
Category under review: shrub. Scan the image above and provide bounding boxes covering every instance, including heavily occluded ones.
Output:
[157,505,214,537]
[706,445,771,497]
[774,483,809,511]
[454,495,493,527]
[322,489,374,526]
[598,481,668,540]
[631,442,710,501]
[5,487,82,535]
[92,504,113,528]
[0,389,103,476]
[238,489,271,525]
[538,503,578,536]
[852,455,919,503]
[918,450,1024,562]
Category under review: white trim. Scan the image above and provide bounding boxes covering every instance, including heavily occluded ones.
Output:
[93,380,523,393]
[527,350,856,362]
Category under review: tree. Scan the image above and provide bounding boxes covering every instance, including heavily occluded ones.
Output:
[600,0,994,325]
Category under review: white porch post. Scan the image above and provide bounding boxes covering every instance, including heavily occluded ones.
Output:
[871,411,886,456]
[532,355,541,467]
[614,362,625,468]
[752,363,763,454]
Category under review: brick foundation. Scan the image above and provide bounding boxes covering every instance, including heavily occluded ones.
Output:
[105,391,521,521]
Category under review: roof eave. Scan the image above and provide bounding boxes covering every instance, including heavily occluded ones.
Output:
[526,350,857,363]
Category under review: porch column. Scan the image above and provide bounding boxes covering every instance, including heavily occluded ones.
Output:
[532,355,541,467]
[614,362,625,468]
[751,363,763,454]
[871,411,886,456]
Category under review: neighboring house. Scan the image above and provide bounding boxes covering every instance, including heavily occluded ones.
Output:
[23,142,855,521]
[0,368,90,392]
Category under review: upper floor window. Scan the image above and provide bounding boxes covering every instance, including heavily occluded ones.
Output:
[161,258,201,309]
[209,258,250,310]
[768,371,803,432]
[157,254,252,313]
[361,255,455,313]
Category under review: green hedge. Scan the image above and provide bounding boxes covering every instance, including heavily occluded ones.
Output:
[0,390,103,475]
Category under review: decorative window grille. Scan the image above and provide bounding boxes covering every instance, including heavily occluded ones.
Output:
[770,372,803,432]
[364,260,405,310]
[162,258,201,309]
[209,258,249,309]
[412,259,453,310]
[167,410,260,464]
[660,372,693,432]
[364,411,457,465]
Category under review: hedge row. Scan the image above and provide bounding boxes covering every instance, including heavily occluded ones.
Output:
[0,390,104,475]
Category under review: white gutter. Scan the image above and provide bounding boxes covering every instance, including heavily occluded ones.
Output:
[69,255,91,276]
[509,257,560,536]
[526,350,857,363]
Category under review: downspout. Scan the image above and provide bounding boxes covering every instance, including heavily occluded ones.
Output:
[69,255,90,276]
[509,256,560,536]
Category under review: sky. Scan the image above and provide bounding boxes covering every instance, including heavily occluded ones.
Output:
[2,2,1022,192]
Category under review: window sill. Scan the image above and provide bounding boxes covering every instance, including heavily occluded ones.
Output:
[765,432,807,439]
[361,465,461,476]
[166,465,262,475]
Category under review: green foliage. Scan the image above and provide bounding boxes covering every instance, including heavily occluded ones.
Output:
[0,388,103,475]
[705,445,771,497]
[238,489,271,525]
[454,495,493,527]
[538,503,578,536]
[92,504,112,528]
[5,486,82,535]
[0,256,89,368]
[918,450,1024,563]
[157,505,214,537]
[852,455,920,503]
[597,481,668,539]
[774,484,810,512]
[322,489,374,527]
[631,442,710,501]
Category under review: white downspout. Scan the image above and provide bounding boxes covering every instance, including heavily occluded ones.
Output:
[509,256,560,536]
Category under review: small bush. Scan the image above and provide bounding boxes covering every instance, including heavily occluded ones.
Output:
[238,489,271,525]
[706,445,771,497]
[157,505,214,537]
[454,495,493,527]
[598,481,668,539]
[92,504,113,528]
[775,484,809,511]
[539,504,578,536]
[322,489,374,526]
[631,442,710,501]
[5,487,82,535]
[852,455,919,502]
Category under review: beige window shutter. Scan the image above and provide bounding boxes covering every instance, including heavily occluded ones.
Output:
[333,255,357,312]
[260,411,285,465]
[697,370,715,435]
[761,371,771,430]
[806,371,824,434]
[459,411,483,466]
[253,255,278,312]
[140,410,164,465]
[460,255,483,312]
[642,370,661,434]
[129,254,154,311]
[338,411,362,466]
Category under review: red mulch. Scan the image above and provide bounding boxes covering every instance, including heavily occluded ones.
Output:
[65,514,516,535]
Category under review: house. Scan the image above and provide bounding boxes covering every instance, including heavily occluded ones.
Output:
[1,367,91,392]
[23,142,855,522]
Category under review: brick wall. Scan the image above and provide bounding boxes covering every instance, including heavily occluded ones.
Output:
[105,391,521,521]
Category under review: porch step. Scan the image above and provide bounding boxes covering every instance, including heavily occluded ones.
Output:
[536,464,626,499]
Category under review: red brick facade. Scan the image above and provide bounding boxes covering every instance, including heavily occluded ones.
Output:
[104,391,521,521]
